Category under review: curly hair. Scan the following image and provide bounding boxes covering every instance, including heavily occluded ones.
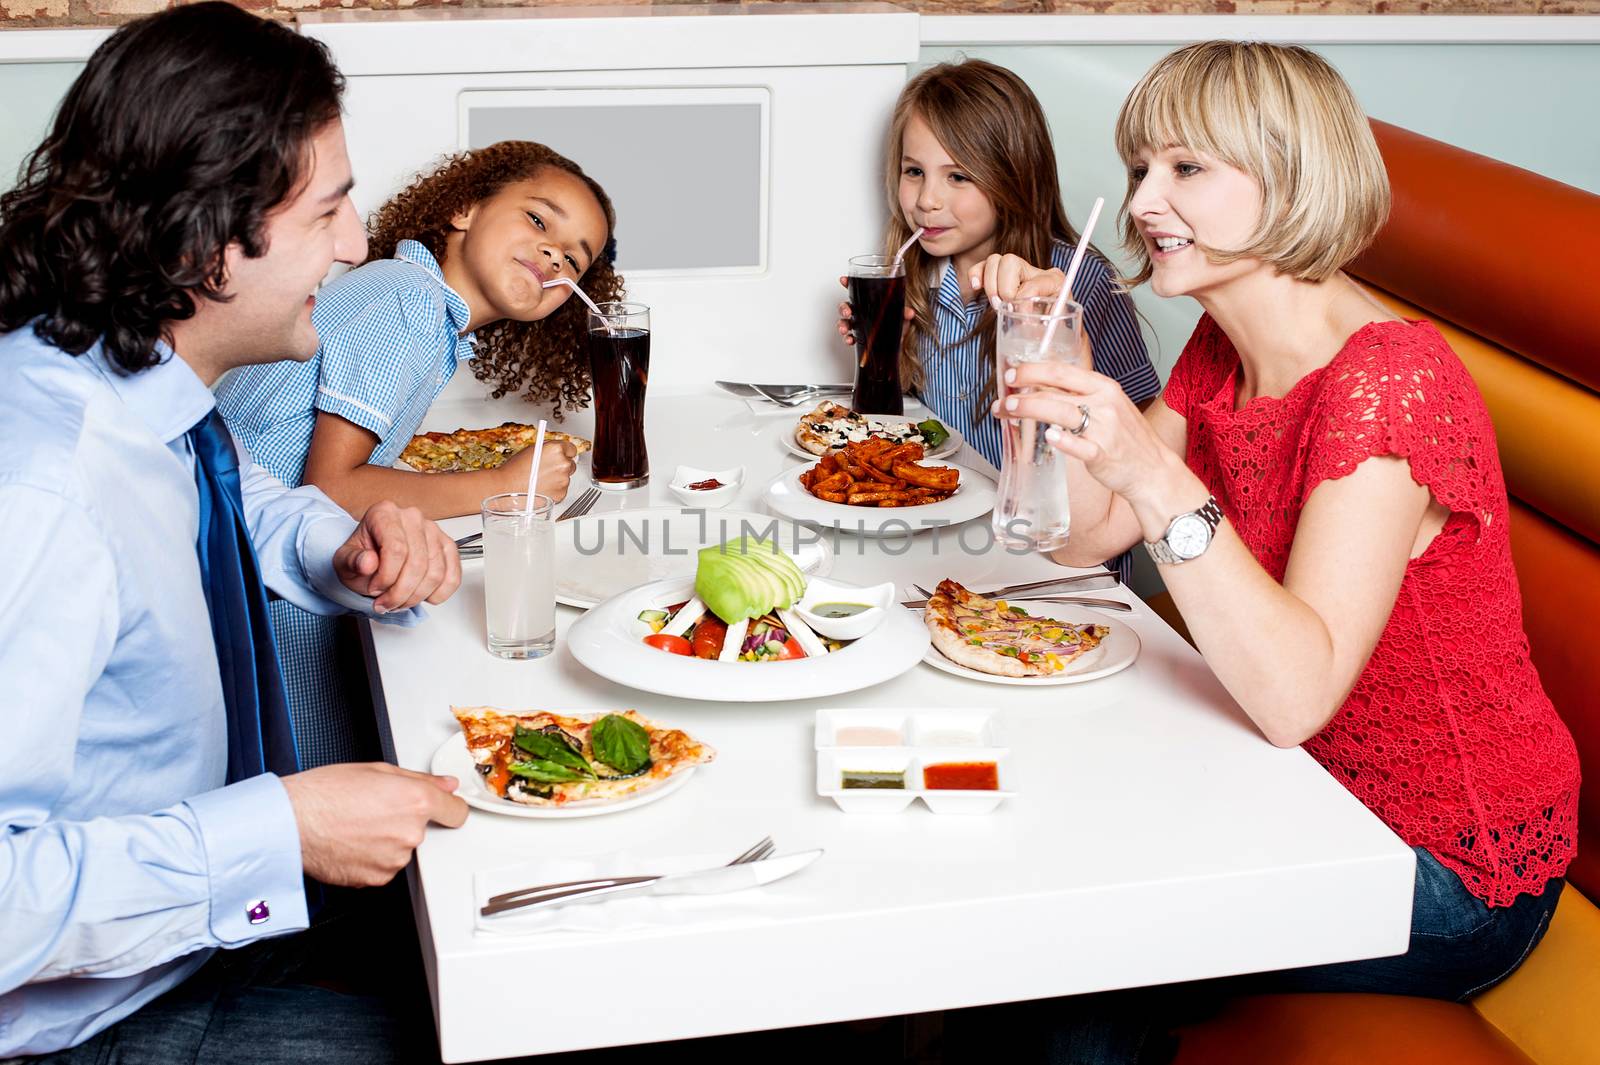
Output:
[365,142,623,417]
[0,3,343,374]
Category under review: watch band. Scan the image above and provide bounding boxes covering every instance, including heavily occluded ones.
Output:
[1143,496,1223,566]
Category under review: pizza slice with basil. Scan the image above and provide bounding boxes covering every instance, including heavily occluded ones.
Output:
[451,707,714,807]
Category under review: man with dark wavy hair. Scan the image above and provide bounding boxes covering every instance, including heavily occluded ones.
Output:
[0,5,470,1061]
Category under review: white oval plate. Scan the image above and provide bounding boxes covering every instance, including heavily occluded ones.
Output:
[568,576,930,702]
[430,730,698,819]
[762,462,996,538]
[780,416,965,462]
[554,508,832,609]
[916,608,1142,686]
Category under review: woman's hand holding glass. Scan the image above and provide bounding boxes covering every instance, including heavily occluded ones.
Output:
[994,360,1175,511]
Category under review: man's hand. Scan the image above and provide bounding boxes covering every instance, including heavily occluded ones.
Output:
[333,500,461,614]
[281,763,469,887]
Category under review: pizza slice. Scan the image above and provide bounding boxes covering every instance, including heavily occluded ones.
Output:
[451,707,714,806]
[924,578,1110,678]
[401,423,592,473]
[794,401,929,456]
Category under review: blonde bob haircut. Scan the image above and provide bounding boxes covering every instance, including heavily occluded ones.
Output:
[1113,41,1390,286]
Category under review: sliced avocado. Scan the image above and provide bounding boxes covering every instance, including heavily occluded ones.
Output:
[695,537,808,623]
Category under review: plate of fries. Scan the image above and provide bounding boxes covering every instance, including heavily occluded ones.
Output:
[763,438,997,537]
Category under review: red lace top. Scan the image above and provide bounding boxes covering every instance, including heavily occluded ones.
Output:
[1165,314,1580,906]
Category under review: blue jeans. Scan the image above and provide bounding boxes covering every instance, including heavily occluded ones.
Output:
[947,847,1564,1065]
[23,886,440,1065]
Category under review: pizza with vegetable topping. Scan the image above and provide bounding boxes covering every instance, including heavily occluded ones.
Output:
[401,422,591,473]
[923,578,1110,678]
[451,707,714,807]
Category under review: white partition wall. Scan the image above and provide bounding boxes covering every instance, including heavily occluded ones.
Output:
[300,6,921,399]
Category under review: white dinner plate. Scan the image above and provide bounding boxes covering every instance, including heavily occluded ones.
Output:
[778,415,965,462]
[554,508,832,609]
[762,462,996,538]
[915,607,1141,685]
[568,576,930,702]
[429,730,699,819]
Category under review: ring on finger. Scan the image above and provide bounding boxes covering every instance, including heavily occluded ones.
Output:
[1068,404,1091,436]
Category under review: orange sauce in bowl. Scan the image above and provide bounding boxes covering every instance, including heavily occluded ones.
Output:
[922,762,999,791]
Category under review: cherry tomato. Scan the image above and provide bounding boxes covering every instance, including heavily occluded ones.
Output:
[775,637,805,660]
[691,617,728,660]
[643,633,692,655]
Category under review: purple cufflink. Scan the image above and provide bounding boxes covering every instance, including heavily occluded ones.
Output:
[246,899,270,925]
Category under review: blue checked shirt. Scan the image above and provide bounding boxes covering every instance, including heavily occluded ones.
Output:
[916,241,1159,583]
[0,327,423,1056]
[217,240,476,487]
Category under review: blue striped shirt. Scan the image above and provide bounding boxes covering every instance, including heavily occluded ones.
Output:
[217,240,475,487]
[916,240,1159,581]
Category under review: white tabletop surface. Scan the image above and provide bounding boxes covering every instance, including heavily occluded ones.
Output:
[364,388,1416,1064]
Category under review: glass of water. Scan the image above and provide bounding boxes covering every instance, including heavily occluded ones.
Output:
[481,492,556,659]
[992,296,1086,552]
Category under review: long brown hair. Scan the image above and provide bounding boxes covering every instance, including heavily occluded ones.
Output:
[365,141,624,417]
[884,60,1082,409]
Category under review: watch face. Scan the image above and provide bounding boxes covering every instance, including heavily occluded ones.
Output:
[1168,514,1211,559]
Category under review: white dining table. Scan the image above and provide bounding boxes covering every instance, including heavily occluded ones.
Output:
[362,387,1416,1064]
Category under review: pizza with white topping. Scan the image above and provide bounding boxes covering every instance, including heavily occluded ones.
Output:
[923,578,1110,678]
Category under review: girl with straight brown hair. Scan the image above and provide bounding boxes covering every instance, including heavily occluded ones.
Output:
[838,58,1160,581]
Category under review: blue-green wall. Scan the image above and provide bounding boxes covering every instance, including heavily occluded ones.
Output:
[919,43,1600,375]
[0,62,82,192]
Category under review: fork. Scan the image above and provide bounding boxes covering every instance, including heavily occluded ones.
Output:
[557,485,602,521]
[750,384,831,408]
[483,835,776,909]
[457,486,602,557]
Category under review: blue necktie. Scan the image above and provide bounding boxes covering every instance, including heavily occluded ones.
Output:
[189,409,301,782]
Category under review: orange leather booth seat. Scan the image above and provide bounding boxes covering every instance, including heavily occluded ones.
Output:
[1174,122,1600,1065]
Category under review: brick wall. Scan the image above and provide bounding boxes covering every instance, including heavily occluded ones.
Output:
[0,0,1590,33]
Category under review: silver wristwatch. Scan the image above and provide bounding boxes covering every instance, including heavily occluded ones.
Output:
[1143,496,1223,566]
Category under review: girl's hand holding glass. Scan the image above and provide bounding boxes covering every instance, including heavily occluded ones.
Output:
[968,253,1067,311]
[835,274,915,348]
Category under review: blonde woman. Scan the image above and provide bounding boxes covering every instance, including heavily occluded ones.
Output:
[971,41,1578,1061]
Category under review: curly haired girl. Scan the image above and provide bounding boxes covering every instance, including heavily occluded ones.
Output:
[219,139,622,521]
[217,140,620,767]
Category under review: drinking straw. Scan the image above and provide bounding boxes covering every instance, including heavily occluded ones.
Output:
[892,227,926,266]
[1039,197,1105,352]
[523,420,548,515]
[543,277,615,332]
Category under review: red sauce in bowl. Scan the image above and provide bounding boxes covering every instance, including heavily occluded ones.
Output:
[922,762,999,791]
[686,478,725,491]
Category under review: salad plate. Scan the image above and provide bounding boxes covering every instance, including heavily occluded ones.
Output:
[568,575,930,703]
[554,508,830,609]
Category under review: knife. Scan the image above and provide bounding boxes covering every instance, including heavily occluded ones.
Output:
[956,574,1120,597]
[480,849,823,917]
[900,595,1133,614]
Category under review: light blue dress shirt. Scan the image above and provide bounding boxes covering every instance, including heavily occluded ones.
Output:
[214,239,476,768]
[0,325,423,1056]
